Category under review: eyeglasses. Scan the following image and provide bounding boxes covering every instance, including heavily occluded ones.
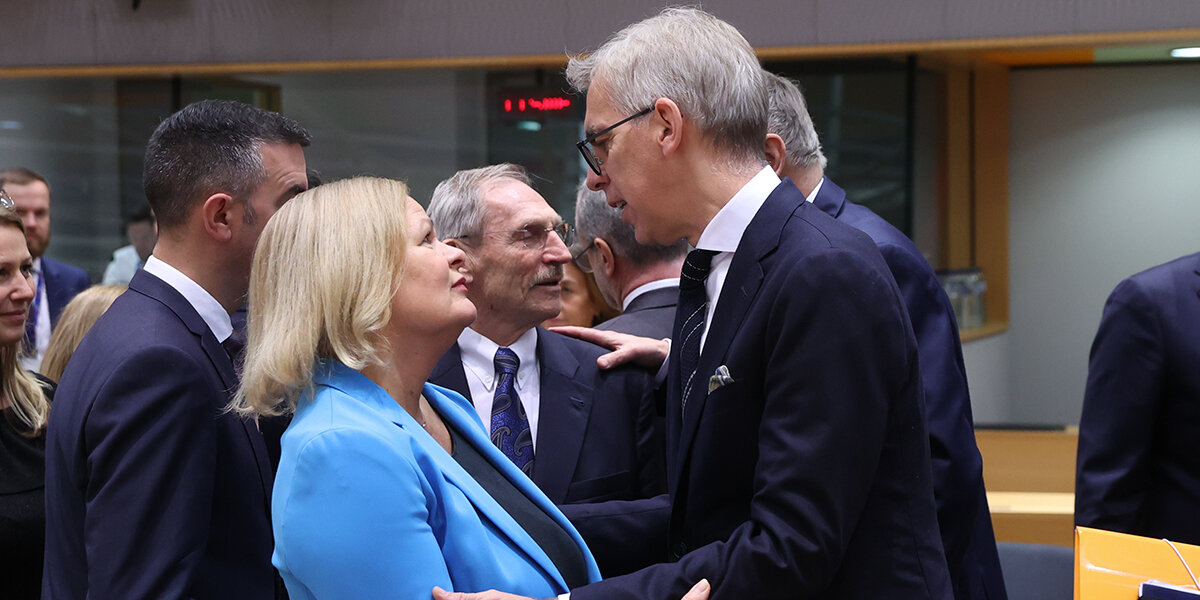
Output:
[459,222,575,250]
[576,107,653,177]
[0,190,13,210]
[570,240,596,273]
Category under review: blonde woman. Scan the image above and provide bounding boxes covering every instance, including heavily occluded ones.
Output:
[0,195,56,599]
[230,177,602,599]
[39,285,126,383]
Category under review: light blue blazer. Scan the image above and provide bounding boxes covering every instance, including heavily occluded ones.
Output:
[271,361,602,599]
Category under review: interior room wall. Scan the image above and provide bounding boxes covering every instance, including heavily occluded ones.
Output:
[973,62,1200,425]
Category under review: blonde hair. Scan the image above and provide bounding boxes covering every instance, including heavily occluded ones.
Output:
[231,177,410,417]
[0,209,49,436]
[40,285,126,383]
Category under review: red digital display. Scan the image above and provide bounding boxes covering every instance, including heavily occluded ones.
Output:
[502,95,572,113]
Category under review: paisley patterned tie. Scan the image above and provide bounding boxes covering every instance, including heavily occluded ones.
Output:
[491,347,534,475]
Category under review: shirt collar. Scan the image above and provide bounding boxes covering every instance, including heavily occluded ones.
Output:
[623,278,680,311]
[142,255,234,342]
[458,326,538,389]
[805,177,825,203]
[695,166,782,253]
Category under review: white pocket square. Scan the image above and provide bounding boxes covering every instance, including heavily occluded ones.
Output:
[708,365,734,393]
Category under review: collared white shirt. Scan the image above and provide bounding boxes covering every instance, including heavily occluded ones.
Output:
[142,255,233,343]
[18,258,52,372]
[457,326,542,448]
[621,277,680,312]
[805,177,825,204]
[693,166,782,349]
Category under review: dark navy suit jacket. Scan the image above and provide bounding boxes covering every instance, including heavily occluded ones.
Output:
[813,179,1006,600]
[572,180,952,599]
[1076,252,1200,543]
[43,270,277,599]
[42,256,90,327]
[429,327,663,506]
[596,285,678,341]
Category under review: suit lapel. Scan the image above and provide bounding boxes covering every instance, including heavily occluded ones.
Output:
[671,182,803,481]
[429,343,472,399]
[531,329,592,504]
[128,270,273,507]
[419,383,601,589]
[1193,255,1200,300]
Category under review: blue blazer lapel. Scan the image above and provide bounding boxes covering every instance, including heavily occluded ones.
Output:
[809,177,848,220]
[127,270,273,507]
[672,182,803,479]
[421,383,602,587]
[1193,255,1200,300]
[531,329,593,503]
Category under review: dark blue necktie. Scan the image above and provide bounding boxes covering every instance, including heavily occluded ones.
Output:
[491,347,534,476]
[22,268,42,356]
[675,249,717,412]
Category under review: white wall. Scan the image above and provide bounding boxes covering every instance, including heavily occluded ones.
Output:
[985,62,1200,425]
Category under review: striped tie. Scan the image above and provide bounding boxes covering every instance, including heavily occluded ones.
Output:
[675,249,717,413]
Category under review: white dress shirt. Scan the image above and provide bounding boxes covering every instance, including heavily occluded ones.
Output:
[457,326,542,449]
[693,166,782,350]
[142,256,233,343]
[621,277,680,312]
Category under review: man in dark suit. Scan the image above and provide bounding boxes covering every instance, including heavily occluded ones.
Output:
[427,163,661,508]
[573,186,687,341]
[438,8,951,600]
[0,167,90,372]
[764,73,1007,600]
[1076,251,1200,544]
[43,100,310,599]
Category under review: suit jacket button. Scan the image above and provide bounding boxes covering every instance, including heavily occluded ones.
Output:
[672,541,688,559]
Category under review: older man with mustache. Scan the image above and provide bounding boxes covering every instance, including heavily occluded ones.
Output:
[427,164,663,532]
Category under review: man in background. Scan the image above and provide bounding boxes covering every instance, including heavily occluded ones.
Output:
[44,99,309,599]
[573,186,687,340]
[764,72,1006,600]
[0,167,90,371]
[1076,251,1200,544]
[427,163,662,514]
[102,204,156,285]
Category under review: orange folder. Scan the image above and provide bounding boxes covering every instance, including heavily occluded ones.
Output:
[1075,526,1200,599]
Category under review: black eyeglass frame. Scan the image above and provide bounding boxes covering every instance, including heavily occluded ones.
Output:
[576,106,654,177]
[455,222,575,250]
[570,239,597,273]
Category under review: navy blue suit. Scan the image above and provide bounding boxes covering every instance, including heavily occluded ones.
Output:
[41,256,90,327]
[1076,252,1200,544]
[429,328,663,506]
[596,285,678,341]
[813,179,1005,600]
[572,180,951,599]
[43,270,276,599]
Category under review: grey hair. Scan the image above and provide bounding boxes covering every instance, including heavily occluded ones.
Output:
[428,163,533,240]
[764,72,828,170]
[575,185,688,267]
[565,7,768,164]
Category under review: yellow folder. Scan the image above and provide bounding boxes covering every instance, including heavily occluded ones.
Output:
[1075,526,1200,599]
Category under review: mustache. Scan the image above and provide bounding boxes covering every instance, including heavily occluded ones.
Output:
[534,265,564,284]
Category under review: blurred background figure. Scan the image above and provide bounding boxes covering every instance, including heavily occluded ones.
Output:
[572,186,687,340]
[541,260,614,328]
[0,168,90,372]
[38,285,126,382]
[102,206,156,285]
[0,197,57,600]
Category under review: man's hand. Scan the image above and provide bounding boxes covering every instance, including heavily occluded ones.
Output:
[549,326,669,371]
[431,578,711,600]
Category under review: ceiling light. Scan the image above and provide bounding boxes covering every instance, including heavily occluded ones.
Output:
[1169,47,1200,58]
